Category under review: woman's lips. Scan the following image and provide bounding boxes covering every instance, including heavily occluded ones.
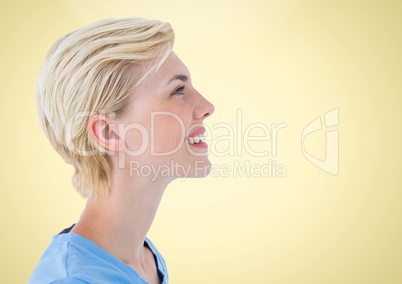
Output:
[187,127,206,138]
[186,127,208,148]
[187,140,208,148]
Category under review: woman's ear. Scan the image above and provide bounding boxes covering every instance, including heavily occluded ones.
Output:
[88,114,123,152]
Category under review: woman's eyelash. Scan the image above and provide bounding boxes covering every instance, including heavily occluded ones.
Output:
[172,85,185,95]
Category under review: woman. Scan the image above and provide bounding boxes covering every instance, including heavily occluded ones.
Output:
[29,17,214,284]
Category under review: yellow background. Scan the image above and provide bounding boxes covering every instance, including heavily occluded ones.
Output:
[1,0,401,283]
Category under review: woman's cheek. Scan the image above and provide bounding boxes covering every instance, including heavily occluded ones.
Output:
[151,114,186,154]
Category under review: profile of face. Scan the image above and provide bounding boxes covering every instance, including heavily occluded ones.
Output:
[91,52,215,182]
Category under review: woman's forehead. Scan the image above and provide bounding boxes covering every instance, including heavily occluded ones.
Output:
[134,52,191,92]
[152,53,190,83]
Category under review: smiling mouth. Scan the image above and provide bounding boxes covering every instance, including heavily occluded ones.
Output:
[185,133,206,145]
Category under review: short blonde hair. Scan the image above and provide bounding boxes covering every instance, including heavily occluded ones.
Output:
[37,17,174,197]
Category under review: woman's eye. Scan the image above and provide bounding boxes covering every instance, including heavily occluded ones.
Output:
[172,86,185,95]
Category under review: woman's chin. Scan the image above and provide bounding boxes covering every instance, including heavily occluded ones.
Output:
[188,159,212,178]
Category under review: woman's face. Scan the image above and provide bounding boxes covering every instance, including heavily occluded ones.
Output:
[116,52,215,181]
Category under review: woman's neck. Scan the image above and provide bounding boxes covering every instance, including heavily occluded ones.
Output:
[71,173,168,271]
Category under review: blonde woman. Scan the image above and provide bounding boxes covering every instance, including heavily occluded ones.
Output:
[29,17,214,284]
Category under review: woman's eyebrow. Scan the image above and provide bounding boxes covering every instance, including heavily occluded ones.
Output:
[167,74,188,85]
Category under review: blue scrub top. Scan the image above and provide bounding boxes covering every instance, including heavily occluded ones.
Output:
[28,225,168,284]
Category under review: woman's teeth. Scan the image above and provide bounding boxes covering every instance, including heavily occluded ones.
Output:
[186,134,206,144]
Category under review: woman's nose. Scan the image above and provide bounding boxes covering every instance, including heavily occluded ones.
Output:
[194,93,215,120]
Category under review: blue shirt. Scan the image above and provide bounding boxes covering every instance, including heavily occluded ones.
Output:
[28,227,168,284]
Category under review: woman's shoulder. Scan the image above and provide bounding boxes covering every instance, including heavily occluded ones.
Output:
[28,233,80,284]
[28,227,148,284]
